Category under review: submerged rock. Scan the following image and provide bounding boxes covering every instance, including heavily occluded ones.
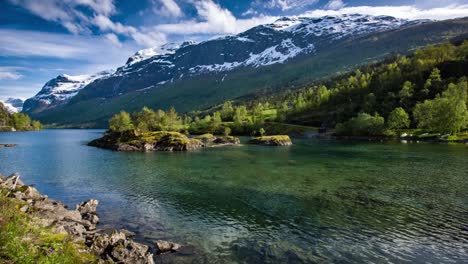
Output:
[248,135,292,146]
[0,143,17,148]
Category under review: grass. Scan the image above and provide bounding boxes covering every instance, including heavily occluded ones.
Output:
[0,188,96,264]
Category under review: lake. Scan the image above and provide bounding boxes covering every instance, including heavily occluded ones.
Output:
[0,129,467,263]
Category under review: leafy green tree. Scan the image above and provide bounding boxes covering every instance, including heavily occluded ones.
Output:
[109,111,134,132]
[11,113,31,131]
[414,81,468,134]
[31,120,43,130]
[399,81,414,107]
[335,113,386,136]
[387,107,410,130]
[223,127,231,137]
[259,128,266,136]
[221,101,234,120]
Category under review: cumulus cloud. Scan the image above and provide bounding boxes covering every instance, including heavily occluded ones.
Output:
[153,0,183,18]
[324,0,345,10]
[8,0,166,48]
[155,0,277,35]
[0,67,24,81]
[302,4,468,20]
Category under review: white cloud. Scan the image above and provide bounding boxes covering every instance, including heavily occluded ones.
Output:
[104,33,122,47]
[0,29,137,64]
[155,0,277,35]
[302,4,468,20]
[252,0,319,11]
[0,67,24,80]
[8,0,166,48]
[153,0,183,18]
[324,0,345,10]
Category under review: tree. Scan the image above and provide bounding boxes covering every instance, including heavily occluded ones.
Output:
[11,113,31,131]
[399,81,414,107]
[259,128,266,136]
[109,111,134,132]
[335,113,386,136]
[387,107,410,130]
[414,81,468,134]
[224,127,231,137]
[221,101,234,120]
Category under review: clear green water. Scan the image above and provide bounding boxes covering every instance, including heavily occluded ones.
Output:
[0,130,467,263]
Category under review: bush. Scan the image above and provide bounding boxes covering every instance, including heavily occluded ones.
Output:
[335,113,386,136]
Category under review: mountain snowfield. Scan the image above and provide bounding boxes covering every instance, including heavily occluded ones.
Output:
[0,98,24,113]
[23,71,113,113]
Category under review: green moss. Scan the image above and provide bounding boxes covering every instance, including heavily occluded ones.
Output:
[194,134,215,140]
[249,135,292,146]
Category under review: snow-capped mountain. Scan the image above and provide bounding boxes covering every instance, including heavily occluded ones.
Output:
[23,70,113,114]
[62,14,420,101]
[25,14,467,126]
[0,98,24,113]
[115,14,413,78]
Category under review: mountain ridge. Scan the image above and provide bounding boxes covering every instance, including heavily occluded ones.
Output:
[23,15,468,127]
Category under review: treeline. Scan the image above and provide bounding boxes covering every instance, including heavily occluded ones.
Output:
[109,104,269,136]
[195,41,468,136]
[0,103,42,132]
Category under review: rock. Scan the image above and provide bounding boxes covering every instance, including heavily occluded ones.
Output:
[3,173,166,263]
[213,136,240,146]
[77,199,99,215]
[154,240,182,254]
[91,231,154,264]
[19,205,29,212]
[248,135,292,146]
[195,134,216,144]
[0,143,17,148]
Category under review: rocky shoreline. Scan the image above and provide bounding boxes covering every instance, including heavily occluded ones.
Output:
[0,173,181,263]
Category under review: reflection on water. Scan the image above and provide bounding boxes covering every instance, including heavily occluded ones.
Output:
[0,130,467,263]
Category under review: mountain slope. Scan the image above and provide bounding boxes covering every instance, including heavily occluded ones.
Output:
[25,15,468,127]
[0,98,24,113]
[23,71,113,114]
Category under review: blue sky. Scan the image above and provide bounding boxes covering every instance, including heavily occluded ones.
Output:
[1,0,468,100]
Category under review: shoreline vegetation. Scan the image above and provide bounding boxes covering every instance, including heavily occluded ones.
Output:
[0,102,42,132]
[0,173,181,263]
[90,41,467,148]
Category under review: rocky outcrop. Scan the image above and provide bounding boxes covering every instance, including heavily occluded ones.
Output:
[89,131,203,152]
[195,134,241,147]
[0,173,183,263]
[213,136,241,146]
[248,135,292,146]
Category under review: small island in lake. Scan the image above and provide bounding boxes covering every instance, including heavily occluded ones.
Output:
[88,109,291,152]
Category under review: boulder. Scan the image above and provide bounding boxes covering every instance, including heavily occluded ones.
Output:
[154,240,182,254]
[213,136,240,146]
